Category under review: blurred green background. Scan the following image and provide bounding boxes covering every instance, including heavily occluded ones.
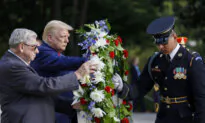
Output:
[1,0,205,111]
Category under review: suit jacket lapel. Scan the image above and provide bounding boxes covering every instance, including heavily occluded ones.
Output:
[5,51,37,74]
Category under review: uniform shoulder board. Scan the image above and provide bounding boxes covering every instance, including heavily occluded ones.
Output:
[189,51,204,67]
[153,52,159,57]
[192,52,203,61]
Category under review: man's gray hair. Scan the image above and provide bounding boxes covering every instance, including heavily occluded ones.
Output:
[9,28,37,47]
[42,20,73,42]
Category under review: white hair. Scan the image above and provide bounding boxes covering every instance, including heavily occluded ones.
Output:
[42,20,73,42]
[9,28,37,47]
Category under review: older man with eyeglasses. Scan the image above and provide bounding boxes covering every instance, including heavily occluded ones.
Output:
[0,28,97,123]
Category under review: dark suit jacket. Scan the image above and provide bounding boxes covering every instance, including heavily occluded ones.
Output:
[0,51,79,123]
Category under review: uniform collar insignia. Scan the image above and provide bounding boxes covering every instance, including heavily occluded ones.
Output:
[173,46,185,61]
[160,54,163,58]
[178,53,182,57]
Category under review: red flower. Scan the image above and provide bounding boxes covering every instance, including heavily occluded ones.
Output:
[124,70,129,76]
[117,36,122,44]
[122,100,127,105]
[94,117,100,123]
[114,39,119,46]
[123,50,128,58]
[106,39,110,44]
[128,102,133,111]
[105,86,112,93]
[121,117,129,123]
[92,53,97,56]
[109,51,115,59]
[80,98,87,105]
[111,89,115,96]
[81,84,88,87]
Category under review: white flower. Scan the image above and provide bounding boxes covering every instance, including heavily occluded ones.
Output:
[95,37,107,48]
[90,55,105,70]
[90,89,105,102]
[114,117,120,122]
[91,108,106,118]
[78,85,84,94]
[72,95,80,105]
[92,28,108,38]
[85,32,91,36]
[123,75,128,81]
[89,45,97,53]
[99,31,108,37]
[80,75,91,85]
[72,86,84,105]
[92,71,105,84]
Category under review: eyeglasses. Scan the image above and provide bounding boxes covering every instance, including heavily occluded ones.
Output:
[23,43,38,50]
[154,36,169,45]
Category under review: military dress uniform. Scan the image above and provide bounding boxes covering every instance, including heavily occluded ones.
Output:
[132,16,205,123]
[139,45,203,123]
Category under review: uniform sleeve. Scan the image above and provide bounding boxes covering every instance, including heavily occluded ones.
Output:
[118,83,130,99]
[137,59,155,97]
[9,65,79,96]
[119,58,154,100]
[188,58,205,123]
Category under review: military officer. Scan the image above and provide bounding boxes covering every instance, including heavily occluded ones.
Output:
[115,16,205,123]
[144,16,205,123]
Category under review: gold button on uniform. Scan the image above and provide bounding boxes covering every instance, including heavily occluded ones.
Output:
[164,88,168,91]
[166,105,170,108]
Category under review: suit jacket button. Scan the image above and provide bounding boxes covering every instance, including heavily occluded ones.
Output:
[164,88,168,91]
[165,77,167,80]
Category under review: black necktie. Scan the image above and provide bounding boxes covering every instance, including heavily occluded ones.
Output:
[165,54,171,62]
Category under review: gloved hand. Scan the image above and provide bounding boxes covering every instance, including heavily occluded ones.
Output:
[111,73,123,92]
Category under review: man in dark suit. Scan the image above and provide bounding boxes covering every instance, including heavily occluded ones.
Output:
[30,20,86,123]
[119,16,205,123]
[0,28,96,123]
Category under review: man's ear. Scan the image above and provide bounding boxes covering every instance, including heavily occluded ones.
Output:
[47,33,52,41]
[174,35,177,39]
[172,31,177,39]
[19,43,24,53]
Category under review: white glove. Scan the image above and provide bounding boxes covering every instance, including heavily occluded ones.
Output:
[111,73,123,92]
